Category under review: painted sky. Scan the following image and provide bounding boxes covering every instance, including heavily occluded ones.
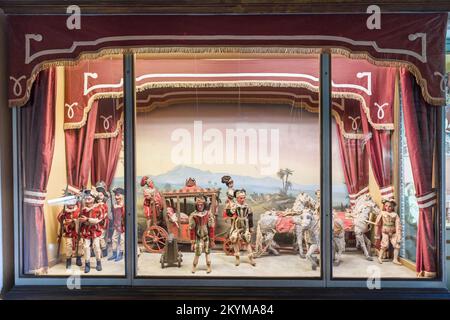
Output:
[133,103,346,186]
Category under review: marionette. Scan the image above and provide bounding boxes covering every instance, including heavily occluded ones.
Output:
[108,187,125,262]
[332,211,345,266]
[80,188,106,273]
[375,198,402,265]
[225,189,256,266]
[56,190,82,269]
[221,175,235,218]
[141,176,162,229]
[189,195,215,274]
[95,181,110,258]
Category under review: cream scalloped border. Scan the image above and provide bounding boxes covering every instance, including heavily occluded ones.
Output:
[9,45,445,110]
[64,80,394,131]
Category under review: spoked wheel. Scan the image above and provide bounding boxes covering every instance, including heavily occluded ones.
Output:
[223,239,235,256]
[142,226,168,253]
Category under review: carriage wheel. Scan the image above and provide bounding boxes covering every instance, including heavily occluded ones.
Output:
[142,226,168,253]
[223,239,235,256]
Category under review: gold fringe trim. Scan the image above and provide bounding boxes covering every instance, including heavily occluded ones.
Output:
[416,270,437,278]
[64,92,123,130]
[93,111,124,139]
[330,47,445,106]
[8,45,445,109]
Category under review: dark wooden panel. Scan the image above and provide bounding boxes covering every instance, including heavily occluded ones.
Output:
[3,285,450,300]
[1,0,450,14]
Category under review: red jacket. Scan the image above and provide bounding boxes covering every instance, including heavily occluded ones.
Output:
[189,211,215,241]
[97,202,109,230]
[143,195,162,220]
[80,205,105,239]
[57,207,80,238]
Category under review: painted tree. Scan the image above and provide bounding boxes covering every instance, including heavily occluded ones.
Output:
[277,169,286,193]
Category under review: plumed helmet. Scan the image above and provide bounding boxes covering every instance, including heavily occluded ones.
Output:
[221,175,233,186]
[83,188,98,199]
[140,176,154,188]
[194,195,207,205]
[95,181,109,198]
[113,187,125,196]
[185,177,196,187]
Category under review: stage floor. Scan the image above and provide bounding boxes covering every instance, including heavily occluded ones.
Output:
[46,248,416,279]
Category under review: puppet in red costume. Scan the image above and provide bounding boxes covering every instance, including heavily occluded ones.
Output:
[141,176,163,229]
[80,188,106,273]
[108,187,125,262]
[57,189,82,269]
[95,181,109,257]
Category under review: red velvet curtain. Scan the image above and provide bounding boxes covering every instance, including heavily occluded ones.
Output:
[91,127,123,189]
[21,68,56,274]
[400,69,437,277]
[336,125,369,206]
[64,101,99,189]
[361,113,394,200]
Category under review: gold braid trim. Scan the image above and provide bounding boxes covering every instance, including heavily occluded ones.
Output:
[93,111,124,139]
[9,46,444,108]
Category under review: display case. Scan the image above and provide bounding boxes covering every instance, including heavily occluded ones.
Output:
[4,12,448,291]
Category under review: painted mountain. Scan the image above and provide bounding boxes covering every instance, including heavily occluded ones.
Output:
[113,165,349,205]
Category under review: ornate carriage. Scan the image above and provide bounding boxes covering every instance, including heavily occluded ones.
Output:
[141,184,221,253]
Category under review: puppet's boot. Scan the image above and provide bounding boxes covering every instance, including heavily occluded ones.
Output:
[248,254,256,267]
[76,256,82,267]
[108,251,117,261]
[206,255,212,274]
[377,249,385,264]
[235,255,240,266]
[96,259,102,271]
[84,262,91,273]
[115,251,124,262]
[66,258,72,270]
[191,263,197,274]
[102,248,108,258]
[392,249,402,265]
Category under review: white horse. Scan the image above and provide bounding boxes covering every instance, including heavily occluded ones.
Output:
[296,208,320,270]
[351,194,380,261]
[255,192,317,256]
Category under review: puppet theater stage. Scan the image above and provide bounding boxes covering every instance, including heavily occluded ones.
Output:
[7,13,446,283]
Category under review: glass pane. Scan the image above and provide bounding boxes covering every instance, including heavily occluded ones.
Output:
[20,55,126,276]
[135,54,322,278]
[331,55,439,279]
